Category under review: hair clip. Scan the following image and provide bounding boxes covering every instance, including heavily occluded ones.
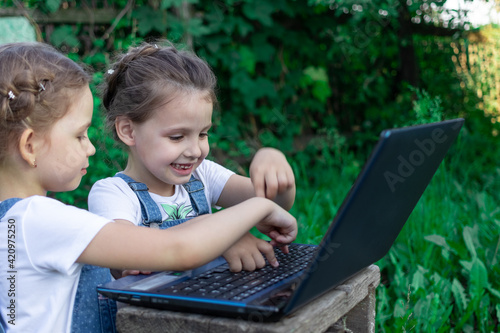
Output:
[39,82,46,92]
[107,69,115,75]
[154,44,158,49]
[8,91,15,100]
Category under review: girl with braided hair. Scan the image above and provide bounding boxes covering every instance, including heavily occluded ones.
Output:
[89,41,297,277]
[0,42,297,333]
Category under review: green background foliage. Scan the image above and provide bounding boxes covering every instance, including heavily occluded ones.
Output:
[1,0,499,331]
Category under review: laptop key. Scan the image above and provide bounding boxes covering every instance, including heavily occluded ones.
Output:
[162,245,313,299]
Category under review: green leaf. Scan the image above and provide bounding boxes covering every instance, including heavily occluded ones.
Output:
[462,226,477,258]
[469,257,489,296]
[186,18,211,37]
[93,39,105,49]
[411,269,426,292]
[393,297,407,318]
[45,0,61,13]
[451,278,468,312]
[235,17,254,37]
[487,286,500,299]
[133,7,168,36]
[424,234,451,251]
[238,46,256,74]
[300,66,331,103]
[311,82,332,103]
[242,1,274,26]
[459,259,473,272]
[83,53,107,66]
[50,25,80,48]
[301,66,329,85]
[161,0,198,9]
[251,35,275,62]
[428,293,441,327]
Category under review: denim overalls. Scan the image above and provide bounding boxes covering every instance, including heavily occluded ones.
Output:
[71,266,117,333]
[72,174,209,332]
[113,173,210,228]
[0,198,21,333]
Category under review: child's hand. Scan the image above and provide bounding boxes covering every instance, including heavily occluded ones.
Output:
[121,270,152,277]
[256,202,297,248]
[223,233,282,272]
[249,148,295,203]
[111,269,152,279]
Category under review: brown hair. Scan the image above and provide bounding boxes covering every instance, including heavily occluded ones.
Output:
[102,41,218,142]
[0,42,91,162]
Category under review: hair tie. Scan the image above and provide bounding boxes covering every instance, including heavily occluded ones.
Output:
[107,69,115,75]
[8,91,15,100]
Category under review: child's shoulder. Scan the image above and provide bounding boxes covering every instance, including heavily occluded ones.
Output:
[91,173,131,191]
[22,195,69,208]
[195,159,233,175]
[89,174,141,202]
[15,196,97,218]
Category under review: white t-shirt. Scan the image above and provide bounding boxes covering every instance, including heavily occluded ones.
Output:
[0,196,112,333]
[88,159,234,225]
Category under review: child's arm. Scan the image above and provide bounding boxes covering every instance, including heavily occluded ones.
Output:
[217,147,296,210]
[77,197,296,272]
[215,147,296,271]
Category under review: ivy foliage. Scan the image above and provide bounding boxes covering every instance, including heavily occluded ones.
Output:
[3,0,496,204]
[2,1,500,331]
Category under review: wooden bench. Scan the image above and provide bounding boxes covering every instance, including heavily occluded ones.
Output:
[116,264,380,333]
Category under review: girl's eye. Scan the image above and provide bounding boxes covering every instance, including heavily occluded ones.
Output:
[169,136,183,141]
[78,129,90,141]
[200,133,209,139]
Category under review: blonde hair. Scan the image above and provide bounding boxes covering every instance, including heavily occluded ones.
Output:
[0,42,91,162]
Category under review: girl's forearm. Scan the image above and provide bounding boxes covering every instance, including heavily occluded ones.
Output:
[80,197,294,272]
[167,197,278,270]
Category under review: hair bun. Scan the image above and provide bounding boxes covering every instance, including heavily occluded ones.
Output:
[2,89,37,122]
[0,69,46,122]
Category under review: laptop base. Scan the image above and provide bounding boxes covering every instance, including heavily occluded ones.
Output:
[116,265,380,329]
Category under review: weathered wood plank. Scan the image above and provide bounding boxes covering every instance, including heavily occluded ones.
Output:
[116,265,380,333]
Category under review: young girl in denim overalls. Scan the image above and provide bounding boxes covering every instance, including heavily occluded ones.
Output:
[0,42,297,333]
[88,41,297,280]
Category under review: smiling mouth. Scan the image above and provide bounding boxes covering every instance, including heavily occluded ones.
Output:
[172,163,192,170]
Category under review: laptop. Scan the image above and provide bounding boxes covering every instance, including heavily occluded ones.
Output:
[97,118,464,322]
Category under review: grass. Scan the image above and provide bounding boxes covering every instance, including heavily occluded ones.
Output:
[287,123,500,332]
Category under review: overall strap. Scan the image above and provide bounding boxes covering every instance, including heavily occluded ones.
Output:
[114,173,162,226]
[114,173,209,226]
[0,198,22,220]
[183,176,210,215]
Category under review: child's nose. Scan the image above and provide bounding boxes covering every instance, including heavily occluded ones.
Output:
[184,140,202,158]
[87,140,97,157]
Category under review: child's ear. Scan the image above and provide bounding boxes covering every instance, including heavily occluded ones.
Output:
[18,128,37,167]
[115,116,136,146]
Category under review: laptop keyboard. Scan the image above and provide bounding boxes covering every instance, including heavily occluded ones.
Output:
[159,244,317,301]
